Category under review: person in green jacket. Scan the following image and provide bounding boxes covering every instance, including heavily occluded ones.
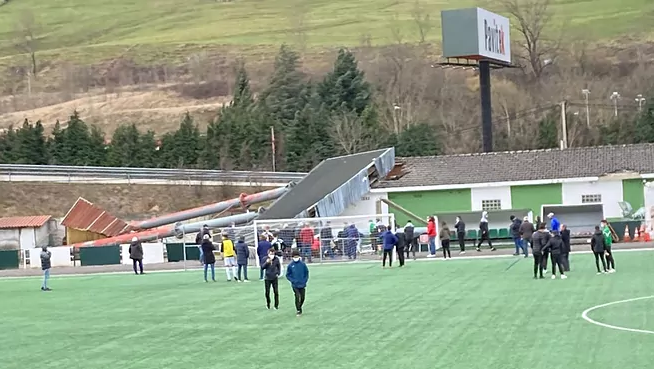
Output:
[600,220,616,273]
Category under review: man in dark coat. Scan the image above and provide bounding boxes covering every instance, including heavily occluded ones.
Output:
[519,217,534,258]
[257,235,272,280]
[200,234,217,282]
[345,224,359,260]
[320,221,334,259]
[454,216,466,254]
[510,215,523,256]
[530,223,549,279]
[542,230,567,279]
[590,225,608,274]
[395,229,407,267]
[235,236,250,282]
[129,236,144,275]
[261,247,282,310]
[40,246,52,291]
[560,224,571,271]
[195,225,211,264]
[403,221,417,260]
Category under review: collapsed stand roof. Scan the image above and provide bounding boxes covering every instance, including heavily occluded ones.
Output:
[259,148,394,219]
[377,144,654,188]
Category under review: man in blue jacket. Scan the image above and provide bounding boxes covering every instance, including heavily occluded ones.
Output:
[286,250,310,316]
[257,235,272,281]
[381,227,398,268]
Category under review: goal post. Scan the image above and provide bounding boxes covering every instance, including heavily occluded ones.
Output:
[252,213,396,264]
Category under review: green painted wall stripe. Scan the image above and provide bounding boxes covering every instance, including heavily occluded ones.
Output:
[510,184,562,218]
[388,189,472,224]
[622,179,645,209]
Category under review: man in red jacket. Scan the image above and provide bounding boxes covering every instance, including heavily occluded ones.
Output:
[299,223,314,262]
[427,216,437,257]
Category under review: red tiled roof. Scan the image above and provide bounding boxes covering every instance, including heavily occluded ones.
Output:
[0,215,52,229]
[61,198,128,237]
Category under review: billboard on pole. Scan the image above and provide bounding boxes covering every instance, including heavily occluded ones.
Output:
[441,7,511,65]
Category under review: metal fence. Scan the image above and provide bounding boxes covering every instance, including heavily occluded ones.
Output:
[0,164,306,186]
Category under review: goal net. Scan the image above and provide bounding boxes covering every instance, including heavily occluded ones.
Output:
[179,223,259,270]
[253,213,396,264]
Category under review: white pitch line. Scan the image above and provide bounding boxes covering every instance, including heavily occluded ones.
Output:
[581,295,654,334]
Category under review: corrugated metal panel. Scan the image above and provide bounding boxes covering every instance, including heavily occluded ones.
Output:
[315,148,395,217]
[0,215,52,229]
[61,197,127,237]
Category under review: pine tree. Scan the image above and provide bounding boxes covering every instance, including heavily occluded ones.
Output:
[318,48,372,115]
[0,126,16,163]
[633,102,654,143]
[394,123,441,156]
[232,62,254,108]
[106,123,143,167]
[139,130,159,167]
[159,112,201,168]
[13,119,48,164]
[536,115,559,149]
[258,44,309,128]
[286,92,336,171]
[48,121,65,164]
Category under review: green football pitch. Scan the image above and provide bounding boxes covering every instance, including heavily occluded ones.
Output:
[2,251,654,369]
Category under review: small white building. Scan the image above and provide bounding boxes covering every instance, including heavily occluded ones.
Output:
[0,216,55,250]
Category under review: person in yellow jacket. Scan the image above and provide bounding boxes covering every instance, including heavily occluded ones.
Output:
[221,233,238,281]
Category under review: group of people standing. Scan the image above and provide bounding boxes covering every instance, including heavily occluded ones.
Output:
[196,226,310,317]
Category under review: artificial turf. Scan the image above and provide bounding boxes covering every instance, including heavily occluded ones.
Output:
[1,251,654,369]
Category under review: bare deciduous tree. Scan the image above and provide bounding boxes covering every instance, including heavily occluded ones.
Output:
[15,10,39,80]
[411,1,432,44]
[330,111,369,154]
[496,0,561,80]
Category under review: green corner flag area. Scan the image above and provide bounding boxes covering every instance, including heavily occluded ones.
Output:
[2,251,654,369]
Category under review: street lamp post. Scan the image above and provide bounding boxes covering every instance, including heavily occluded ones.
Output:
[582,89,590,128]
[635,94,646,113]
[610,92,621,117]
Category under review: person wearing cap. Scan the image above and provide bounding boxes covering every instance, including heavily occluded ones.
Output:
[129,236,144,275]
[286,250,309,316]
[196,225,211,265]
[547,212,560,232]
[200,234,217,282]
[519,216,534,258]
[235,236,250,282]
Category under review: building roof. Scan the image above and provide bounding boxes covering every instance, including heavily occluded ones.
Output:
[376,143,654,189]
[61,198,129,236]
[0,215,52,229]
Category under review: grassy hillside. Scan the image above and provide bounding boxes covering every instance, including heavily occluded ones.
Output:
[0,0,652,65]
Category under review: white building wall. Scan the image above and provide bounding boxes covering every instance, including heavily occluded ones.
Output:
[340,192,389,217]
[471,186,512,210]
[0,229,19,249]
[19,229,36,250]
[562,180,623,218]
[34,224,51,247]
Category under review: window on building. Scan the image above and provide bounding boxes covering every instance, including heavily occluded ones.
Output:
[481,199,502,211]
[581,194,602,203]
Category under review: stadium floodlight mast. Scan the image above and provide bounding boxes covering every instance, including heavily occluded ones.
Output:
[610,92,621,117]
[635,94,646,112]
[582,89,591,127]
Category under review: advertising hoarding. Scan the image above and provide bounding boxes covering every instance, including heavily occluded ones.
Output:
[441,7,511,65]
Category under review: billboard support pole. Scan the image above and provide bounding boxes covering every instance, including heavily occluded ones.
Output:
[479,60,493,153]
